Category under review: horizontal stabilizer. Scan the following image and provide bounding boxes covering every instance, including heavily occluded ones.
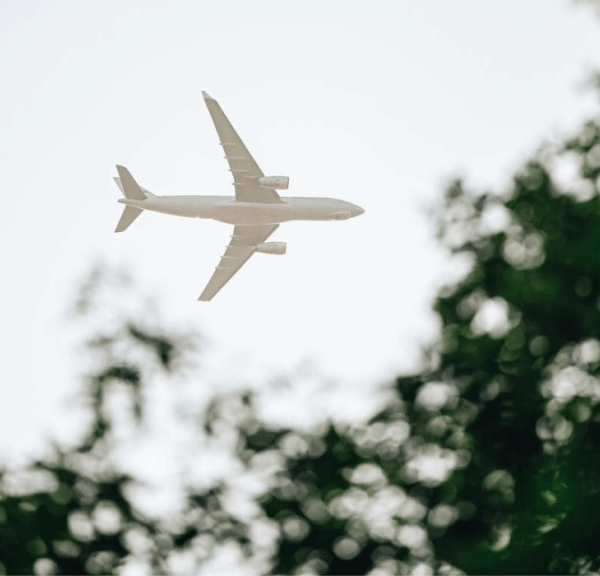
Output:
[115,205,143,233]
[113,177,155,198]
[116,165,145,200]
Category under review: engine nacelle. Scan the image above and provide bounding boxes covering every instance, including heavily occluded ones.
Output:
[256,242,287,255]
[258,175,289,190]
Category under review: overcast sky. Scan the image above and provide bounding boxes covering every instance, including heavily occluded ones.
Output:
[2,0,600,464]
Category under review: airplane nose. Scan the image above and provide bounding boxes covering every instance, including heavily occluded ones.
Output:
[354,205,365,216]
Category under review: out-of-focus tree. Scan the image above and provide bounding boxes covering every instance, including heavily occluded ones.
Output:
[5,109,600,576]
[194,98,600,574]
[4,11,600,574]
[576,0,600,17]
[0,268,253,575]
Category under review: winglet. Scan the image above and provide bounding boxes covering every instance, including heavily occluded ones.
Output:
[202,91,213,100]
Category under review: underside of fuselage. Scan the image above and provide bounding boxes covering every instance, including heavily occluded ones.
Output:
[114,93,365,300]
[120,195,361,225]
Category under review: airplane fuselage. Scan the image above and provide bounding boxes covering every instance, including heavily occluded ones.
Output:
[119,194,364,226]
[114,91,365,300]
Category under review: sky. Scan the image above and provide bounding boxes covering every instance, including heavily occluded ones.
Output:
[1,0,600,464]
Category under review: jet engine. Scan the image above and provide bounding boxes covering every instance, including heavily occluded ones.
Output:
[258,176,289,190]
[331,211,351,220]
[256,242,287,255]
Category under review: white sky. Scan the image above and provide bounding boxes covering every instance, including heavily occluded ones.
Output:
[1,0,600,464]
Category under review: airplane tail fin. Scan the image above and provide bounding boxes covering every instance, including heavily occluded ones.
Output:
[114,165,146,233]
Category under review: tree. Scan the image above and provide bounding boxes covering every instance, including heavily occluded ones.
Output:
[196,102,600,574]
[4,48,600,576]
[0,268,251,575]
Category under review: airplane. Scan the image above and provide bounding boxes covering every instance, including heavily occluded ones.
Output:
[114,91,364,301]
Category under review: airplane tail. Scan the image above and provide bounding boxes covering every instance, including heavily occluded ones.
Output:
[115,205,143,233]
[114,165,148,233]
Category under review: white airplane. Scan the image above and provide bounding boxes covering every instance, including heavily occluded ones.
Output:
[114,91,364,301]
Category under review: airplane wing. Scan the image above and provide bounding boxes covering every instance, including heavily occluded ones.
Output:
[199,224,279,301]
[202,91,282,204]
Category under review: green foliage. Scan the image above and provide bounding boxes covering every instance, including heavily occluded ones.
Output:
[5,71,600,576]
[196,112,600,574]
[0,278,250,575]
[0,319,167,574]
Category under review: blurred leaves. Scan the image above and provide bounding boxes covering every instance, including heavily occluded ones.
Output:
[0,272,236,575]
[575,0,600,18]
[6,112,600,573]
[189,90,600,574]
[5,41,600,576]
